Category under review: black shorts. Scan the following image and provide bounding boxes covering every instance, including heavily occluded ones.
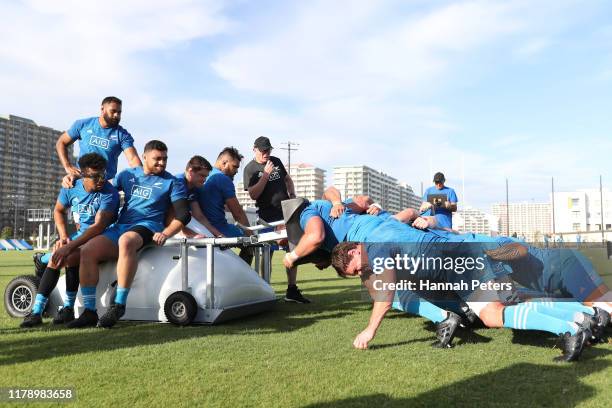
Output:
[127,225,154,248]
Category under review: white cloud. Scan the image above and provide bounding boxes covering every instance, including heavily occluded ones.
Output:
[0,0,232,126]
[211,1,540,100]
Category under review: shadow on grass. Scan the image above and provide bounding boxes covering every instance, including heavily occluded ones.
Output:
[303,360,612,408]
[0,284,368,366]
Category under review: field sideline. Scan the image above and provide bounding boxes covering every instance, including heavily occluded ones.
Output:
[1,250,611,407]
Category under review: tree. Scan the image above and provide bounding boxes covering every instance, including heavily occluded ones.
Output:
[0,226,13,239]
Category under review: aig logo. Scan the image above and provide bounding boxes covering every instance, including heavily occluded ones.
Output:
[89,136,110,149]
[132,185,152,199]
[77,204,94,216]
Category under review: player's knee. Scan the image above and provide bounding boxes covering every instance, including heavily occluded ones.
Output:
[118,234,142,253]
[479,302,504,328]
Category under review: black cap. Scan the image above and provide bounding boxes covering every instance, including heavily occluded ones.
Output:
[433,172,445,183]
[254,136,273,150]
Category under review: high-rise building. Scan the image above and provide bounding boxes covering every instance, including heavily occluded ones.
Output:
[398,182,422,212]
[333,165,420,213]
[491,202,551,241]
[288,163,326,201]
[454,207,497,235]
[235,181,257,210]
[0,115,71,238]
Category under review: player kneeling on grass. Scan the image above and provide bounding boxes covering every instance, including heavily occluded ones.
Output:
[21,153,119,328]
[68,140,190,329]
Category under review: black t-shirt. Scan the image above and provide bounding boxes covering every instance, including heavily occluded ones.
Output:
[243,156,289,222]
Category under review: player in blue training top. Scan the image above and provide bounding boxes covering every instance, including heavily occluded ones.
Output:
[173,155,223,238]
[282,186,391,270]
[420,172,458,229]
[21,153,119,328]
[195,147,253,264]
[68,140,191,329]
[331,226,600,361]
[56,96,141,181]
[34,97,143,275]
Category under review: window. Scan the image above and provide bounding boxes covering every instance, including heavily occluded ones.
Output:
[572,223,581,231]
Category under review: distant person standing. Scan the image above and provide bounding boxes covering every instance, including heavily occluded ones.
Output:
[243,136,309,304]
[419,172,458,229]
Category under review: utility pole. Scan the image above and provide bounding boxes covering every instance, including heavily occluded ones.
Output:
[280,141,299,173]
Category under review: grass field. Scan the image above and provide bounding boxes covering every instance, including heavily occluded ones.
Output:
[1,250,611,407]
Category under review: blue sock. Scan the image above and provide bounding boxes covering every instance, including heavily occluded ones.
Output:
[503,303,578,335]
[393,297,447,323]
[81,286,96,311]
[540,300,594,315]
[114,287,130,306]
[31,293,48,315]
[40,252,51,264]
[64,291,77,308]
[528,302,587,324]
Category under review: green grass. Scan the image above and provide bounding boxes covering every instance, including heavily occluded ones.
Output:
[1,250,611,407]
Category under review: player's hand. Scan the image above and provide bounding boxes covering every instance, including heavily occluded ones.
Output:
[52,237,70,252]
[412,217,429,230]
[62,174,77,189]
[153,232,169,246]
[353,328,375,350]
[366,204,381,215]
[283,251,298,268]
[419,202,432,212]
[263,160,275,176]
[52,242,73,265]
[330,202,345,218]
[444,201,452,210]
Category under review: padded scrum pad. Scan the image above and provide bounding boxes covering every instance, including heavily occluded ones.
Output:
[281,198,332,266]
[281,198,309,250]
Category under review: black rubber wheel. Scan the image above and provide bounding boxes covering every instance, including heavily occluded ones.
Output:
[164,291,198,326]
[4,275,40,318]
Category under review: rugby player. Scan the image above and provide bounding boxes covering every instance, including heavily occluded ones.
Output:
[21,153,119,327]
[68,140,190,328]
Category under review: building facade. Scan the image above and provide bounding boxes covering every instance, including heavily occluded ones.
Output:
[333,165,420,213]
[551,190,612,234]
[0,115,71,239]
[491,202,551,242]
[454,207,497,236]
[288,163,326,201]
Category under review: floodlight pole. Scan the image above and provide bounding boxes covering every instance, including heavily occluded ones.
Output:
[551,177,556,239]
[505,178,510,236]
[600,175,605,243]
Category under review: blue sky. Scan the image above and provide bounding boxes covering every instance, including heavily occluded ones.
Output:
[1,0,611,210]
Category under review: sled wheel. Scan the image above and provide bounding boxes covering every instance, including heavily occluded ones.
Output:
[164,291,198,326]
[4,275,40,318]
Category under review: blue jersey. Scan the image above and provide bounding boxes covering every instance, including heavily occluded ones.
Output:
[423,186,457,228]
[174,173,198,202]
[114,167,187,232]
[58,179,119,231]
[299,200,343,252]
[67,117,134,179]
[345,212,391,242]
[364,218,508,286]
[197,168,236,228]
